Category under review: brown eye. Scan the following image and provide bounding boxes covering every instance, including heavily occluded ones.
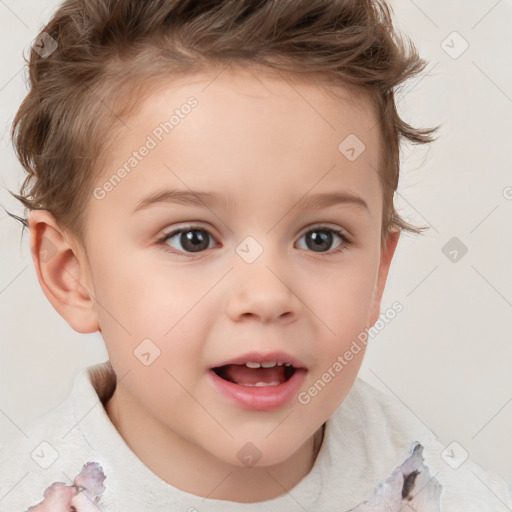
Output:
[163,228,215,253]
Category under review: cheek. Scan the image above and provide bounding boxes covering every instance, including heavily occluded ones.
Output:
[92,251,198,332]
[308,259,379,336]
[299,261,377,411]
[93,265,208,425]
[91,257,211,376]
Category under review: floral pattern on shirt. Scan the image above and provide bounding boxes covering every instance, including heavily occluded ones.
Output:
[350,442,442,511]
[27,461,106,512]
[25,443,441,511]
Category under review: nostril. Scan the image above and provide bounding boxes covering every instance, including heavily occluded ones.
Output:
[238,311,294,322]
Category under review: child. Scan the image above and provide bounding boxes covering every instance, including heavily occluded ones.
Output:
[1,0,510,510]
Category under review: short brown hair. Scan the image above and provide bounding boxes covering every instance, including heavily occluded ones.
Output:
[9,0,436,245]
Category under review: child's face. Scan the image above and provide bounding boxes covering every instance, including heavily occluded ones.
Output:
[73,66,398,470]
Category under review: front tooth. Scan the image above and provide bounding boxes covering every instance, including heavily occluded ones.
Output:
[284,363,291,367]
[245,362,261,368]
[277,362,284,366]
[261,361,277,368]
[240,381,281,387]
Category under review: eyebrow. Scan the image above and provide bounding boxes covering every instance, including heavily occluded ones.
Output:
[132,188,370,214]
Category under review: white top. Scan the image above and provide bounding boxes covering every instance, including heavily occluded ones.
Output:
[0,362,510,511]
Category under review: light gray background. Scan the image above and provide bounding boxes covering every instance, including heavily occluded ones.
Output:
[1,0,511,486]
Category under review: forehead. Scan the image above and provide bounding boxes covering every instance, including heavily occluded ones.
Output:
[89,64,382,227]
[135,64,378,140]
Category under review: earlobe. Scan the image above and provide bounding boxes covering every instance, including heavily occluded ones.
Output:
[29,210,100,334]
[368,229,401,327]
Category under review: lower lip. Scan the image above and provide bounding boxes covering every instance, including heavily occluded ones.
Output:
[208,368,307,412]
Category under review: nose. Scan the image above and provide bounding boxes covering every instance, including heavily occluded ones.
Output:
[225,252,302,325]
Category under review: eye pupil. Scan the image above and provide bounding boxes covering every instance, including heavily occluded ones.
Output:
[306,230,333,252]
[181,230,209,252]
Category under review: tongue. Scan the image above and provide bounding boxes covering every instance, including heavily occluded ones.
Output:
[222,364,287,385]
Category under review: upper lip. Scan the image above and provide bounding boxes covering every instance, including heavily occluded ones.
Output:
[211,351,307,369]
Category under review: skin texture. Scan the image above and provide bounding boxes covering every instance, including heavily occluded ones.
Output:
[29,65,400,503]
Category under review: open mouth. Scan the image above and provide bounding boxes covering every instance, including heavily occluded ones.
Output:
[212,361,298,387]
[209,355,308,410]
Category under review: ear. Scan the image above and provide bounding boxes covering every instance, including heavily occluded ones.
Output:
[368,228,401,326]
[29,210,100,334]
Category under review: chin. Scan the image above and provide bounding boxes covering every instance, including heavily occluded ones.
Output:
[211,435,309,470]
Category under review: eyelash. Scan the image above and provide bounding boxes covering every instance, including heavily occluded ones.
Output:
[156,224,354,258]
